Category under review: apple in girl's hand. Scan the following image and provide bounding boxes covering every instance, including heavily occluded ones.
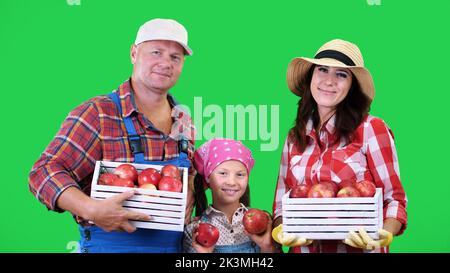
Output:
[114,164,138,182]
[195,223,220,247]
[161,164,181,179]
[289,184,311,198]
[158,176,182,192]
[138,168,161,186]
[337,186,361,197]
[243,209,270,234]
[307,183,336,198]
[98,173,118,186]
[111,177,135,188]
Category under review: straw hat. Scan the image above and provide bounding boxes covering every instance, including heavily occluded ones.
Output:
[287,39,375,100]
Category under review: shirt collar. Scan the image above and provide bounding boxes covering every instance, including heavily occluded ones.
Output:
[306,113,337,137]
[116,78,179,118]
[205,204,247,217]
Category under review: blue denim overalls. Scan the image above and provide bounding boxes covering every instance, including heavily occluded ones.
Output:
[78,91,190,253]
[199,214,260,253]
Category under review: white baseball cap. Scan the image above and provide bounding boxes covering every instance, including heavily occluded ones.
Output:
[134,18,193,56]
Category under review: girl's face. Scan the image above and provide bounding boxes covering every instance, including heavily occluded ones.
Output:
[208,160,248,207]
[310,65,353,113]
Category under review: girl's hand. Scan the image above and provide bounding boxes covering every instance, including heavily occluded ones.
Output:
[191,227,216,253]
[245,214,280,253]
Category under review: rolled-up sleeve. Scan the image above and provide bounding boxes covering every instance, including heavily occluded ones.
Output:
[28,101,102,212]
[365,118,408,235]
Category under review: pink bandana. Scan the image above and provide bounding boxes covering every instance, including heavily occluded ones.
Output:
[194,138,255,182]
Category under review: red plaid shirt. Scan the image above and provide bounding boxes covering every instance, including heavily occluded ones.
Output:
[29,79,196,213]
[272,115,407,253]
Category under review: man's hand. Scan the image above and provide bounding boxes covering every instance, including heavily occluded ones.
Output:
[271,224,313,247]
[343,227,393,250]
[88,191,151,233]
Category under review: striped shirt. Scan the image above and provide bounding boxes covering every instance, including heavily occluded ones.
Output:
[28,79,196,213]
[272,115,407,253]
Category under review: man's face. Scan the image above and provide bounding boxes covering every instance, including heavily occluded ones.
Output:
[131,40,185,93]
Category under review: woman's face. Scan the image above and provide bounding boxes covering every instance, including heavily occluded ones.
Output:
[310,65,353,113]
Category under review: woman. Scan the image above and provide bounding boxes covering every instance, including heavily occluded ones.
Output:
[271,39,407,253]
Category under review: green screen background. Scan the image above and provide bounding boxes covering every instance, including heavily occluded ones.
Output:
[1,0,449,253]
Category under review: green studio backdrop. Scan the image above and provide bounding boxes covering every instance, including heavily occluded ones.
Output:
[1,0,449,253]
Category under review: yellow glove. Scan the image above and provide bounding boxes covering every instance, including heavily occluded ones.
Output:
[272,224,313,247]
[343,227,393,250]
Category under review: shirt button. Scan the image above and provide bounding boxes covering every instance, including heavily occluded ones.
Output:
[251,242,256,247]
[84,230,91,241]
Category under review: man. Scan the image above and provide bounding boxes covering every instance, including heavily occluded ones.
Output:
[28,18,196,253]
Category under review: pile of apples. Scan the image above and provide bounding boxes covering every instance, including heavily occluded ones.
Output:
[98,163,183,193]
[289,180,376,198]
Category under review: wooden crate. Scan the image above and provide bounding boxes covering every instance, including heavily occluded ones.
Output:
[282,188,383,240]
[90,160,188,232]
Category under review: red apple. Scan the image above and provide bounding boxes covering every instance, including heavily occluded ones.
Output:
[138,168,161,186]
[139,183,157,190]
[337,186,361,197]
[307,183,336,198]
[195,223,220,247]
[111,177,135,188]
[139,183,158,197]
[338,180,356,190]
[114,164,138,182]
[289,184,311,198]
[158,176,183,192]
[98,173,118,186]
[161,164,181,179]
[243,208,270,234]
[355,180,376,197]
[320,181,339,195]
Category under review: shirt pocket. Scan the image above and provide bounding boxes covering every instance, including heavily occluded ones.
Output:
[331,144,366,181]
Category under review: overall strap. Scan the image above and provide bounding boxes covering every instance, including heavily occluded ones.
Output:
[108,92,145,163]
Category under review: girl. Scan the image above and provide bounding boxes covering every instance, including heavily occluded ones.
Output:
[183,138,279,253]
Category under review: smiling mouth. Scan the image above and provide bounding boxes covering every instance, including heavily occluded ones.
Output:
[318,88,336,94]
[152,72,171,78]
[222,188,239,195]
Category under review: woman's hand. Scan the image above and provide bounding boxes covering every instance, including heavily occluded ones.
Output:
[343,227,393,250]
[271,224,313,247]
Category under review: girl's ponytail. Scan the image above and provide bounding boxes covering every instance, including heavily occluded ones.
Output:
[194,173,208,217]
